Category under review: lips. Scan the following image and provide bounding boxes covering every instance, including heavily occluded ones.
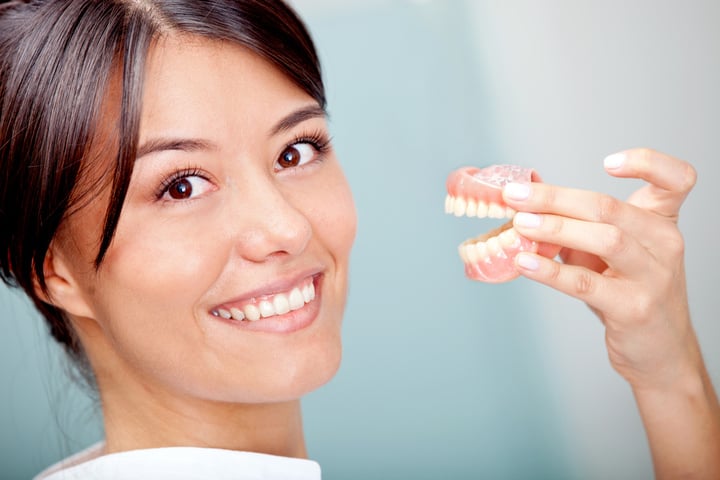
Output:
[445,165,540,283]
[210,272,322,333]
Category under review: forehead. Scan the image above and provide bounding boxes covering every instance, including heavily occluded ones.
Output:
[138,35,315,143]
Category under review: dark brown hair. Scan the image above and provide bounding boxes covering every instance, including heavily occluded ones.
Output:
[0,0,325,371]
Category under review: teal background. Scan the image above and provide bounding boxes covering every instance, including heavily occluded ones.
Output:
[2,1,719,478]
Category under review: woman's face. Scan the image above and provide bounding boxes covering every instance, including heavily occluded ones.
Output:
[58,36,356,403]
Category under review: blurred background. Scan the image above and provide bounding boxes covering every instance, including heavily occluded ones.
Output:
[2,0,719,478]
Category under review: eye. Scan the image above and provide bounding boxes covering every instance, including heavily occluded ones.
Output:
[276,143,317,170]
[160,174,213,201]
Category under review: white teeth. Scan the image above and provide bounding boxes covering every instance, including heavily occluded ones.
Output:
[302,284,312,303]
[466,199,478,217]
[289,288,304,311]
[273,293,290,315]
[499,228,520,248]
[453,197,467,217]
[244,304,261,322]
[488,203,505,219]
[475,242,488,259]
[308,282,316,301]
[458,244,468,263]
[259,300,275,318]
[486,236,502,255]
[444,195,513,220]
[465,243,479,263]
[216,279,316,322]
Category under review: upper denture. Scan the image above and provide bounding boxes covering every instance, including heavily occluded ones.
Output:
[446,165,540,283]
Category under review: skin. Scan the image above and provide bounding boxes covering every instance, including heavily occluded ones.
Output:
[43,35,356,456]
[503,148,720,479]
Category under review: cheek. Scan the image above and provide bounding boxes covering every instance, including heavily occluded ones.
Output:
[101,213,226,307]
[308,166,357,264]
[87,207,231,374]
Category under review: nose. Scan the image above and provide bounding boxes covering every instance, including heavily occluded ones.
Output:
[229,175,312,263]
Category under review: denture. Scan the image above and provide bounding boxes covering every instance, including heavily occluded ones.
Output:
[445,165,540,283]
[212,277,316,322]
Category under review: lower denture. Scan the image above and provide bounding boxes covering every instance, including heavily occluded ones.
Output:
[446,165,541,283]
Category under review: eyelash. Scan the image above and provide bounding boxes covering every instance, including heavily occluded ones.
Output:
[285,130,333,158]
[155,166,206,200]
[153,130,332,200]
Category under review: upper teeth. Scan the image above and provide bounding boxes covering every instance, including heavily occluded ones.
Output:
[445,195,515,219]
[214,281,316,322]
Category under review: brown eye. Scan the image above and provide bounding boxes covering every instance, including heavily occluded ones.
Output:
[276,143,316,170]
[278,145,302,168]
[159,174,213,201]
[169,178,193,199]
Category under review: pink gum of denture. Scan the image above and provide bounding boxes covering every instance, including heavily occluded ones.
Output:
[446,165,542,283]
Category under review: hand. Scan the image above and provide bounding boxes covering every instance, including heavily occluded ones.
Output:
[502,148,699,390]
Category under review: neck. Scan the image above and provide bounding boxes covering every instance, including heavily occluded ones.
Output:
[97,374,307,458]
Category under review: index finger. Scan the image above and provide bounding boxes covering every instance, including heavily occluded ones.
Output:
[603,148,696,217]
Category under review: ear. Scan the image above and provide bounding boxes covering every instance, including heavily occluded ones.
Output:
[35,246,95,319]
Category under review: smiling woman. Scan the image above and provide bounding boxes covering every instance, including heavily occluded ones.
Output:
[0,0,354,478]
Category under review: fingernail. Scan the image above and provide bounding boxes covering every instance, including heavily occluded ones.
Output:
[604,152,626,170]
[516,253,540,271]
[504,182,531,201]
[514,212,542,228]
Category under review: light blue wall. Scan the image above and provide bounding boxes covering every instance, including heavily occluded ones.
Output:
[2,1,719,479]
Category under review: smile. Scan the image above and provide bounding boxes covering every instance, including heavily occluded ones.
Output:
[211,275,317,322]
[445,165,539,283]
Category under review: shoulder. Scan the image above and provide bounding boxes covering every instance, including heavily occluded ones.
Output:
[35,445,321,480]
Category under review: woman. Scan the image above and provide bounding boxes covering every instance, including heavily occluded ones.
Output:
[0,0,717,478]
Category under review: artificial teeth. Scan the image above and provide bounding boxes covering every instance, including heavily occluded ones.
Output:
[488,203,505,219]
[446,195,516,220]
[453,197,467,217]
[486,236,502,255]
[476,200,488,218]
[500,228,519,248]
[475,242,488,258]
[466,243,479,263]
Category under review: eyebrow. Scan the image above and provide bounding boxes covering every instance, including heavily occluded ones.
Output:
[136,138,214,160]
[135,105,327,160]
[270,105,327,135]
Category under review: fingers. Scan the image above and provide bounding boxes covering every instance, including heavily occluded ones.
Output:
[513,212,651,276]
[604,148,696,218]
[604,148,696,195]
[503,181,661,246]
[513,252,631,318]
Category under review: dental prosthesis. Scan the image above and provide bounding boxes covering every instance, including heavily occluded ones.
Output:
[445,165,540,283]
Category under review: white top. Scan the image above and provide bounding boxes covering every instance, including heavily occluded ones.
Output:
[35,443,322,480]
